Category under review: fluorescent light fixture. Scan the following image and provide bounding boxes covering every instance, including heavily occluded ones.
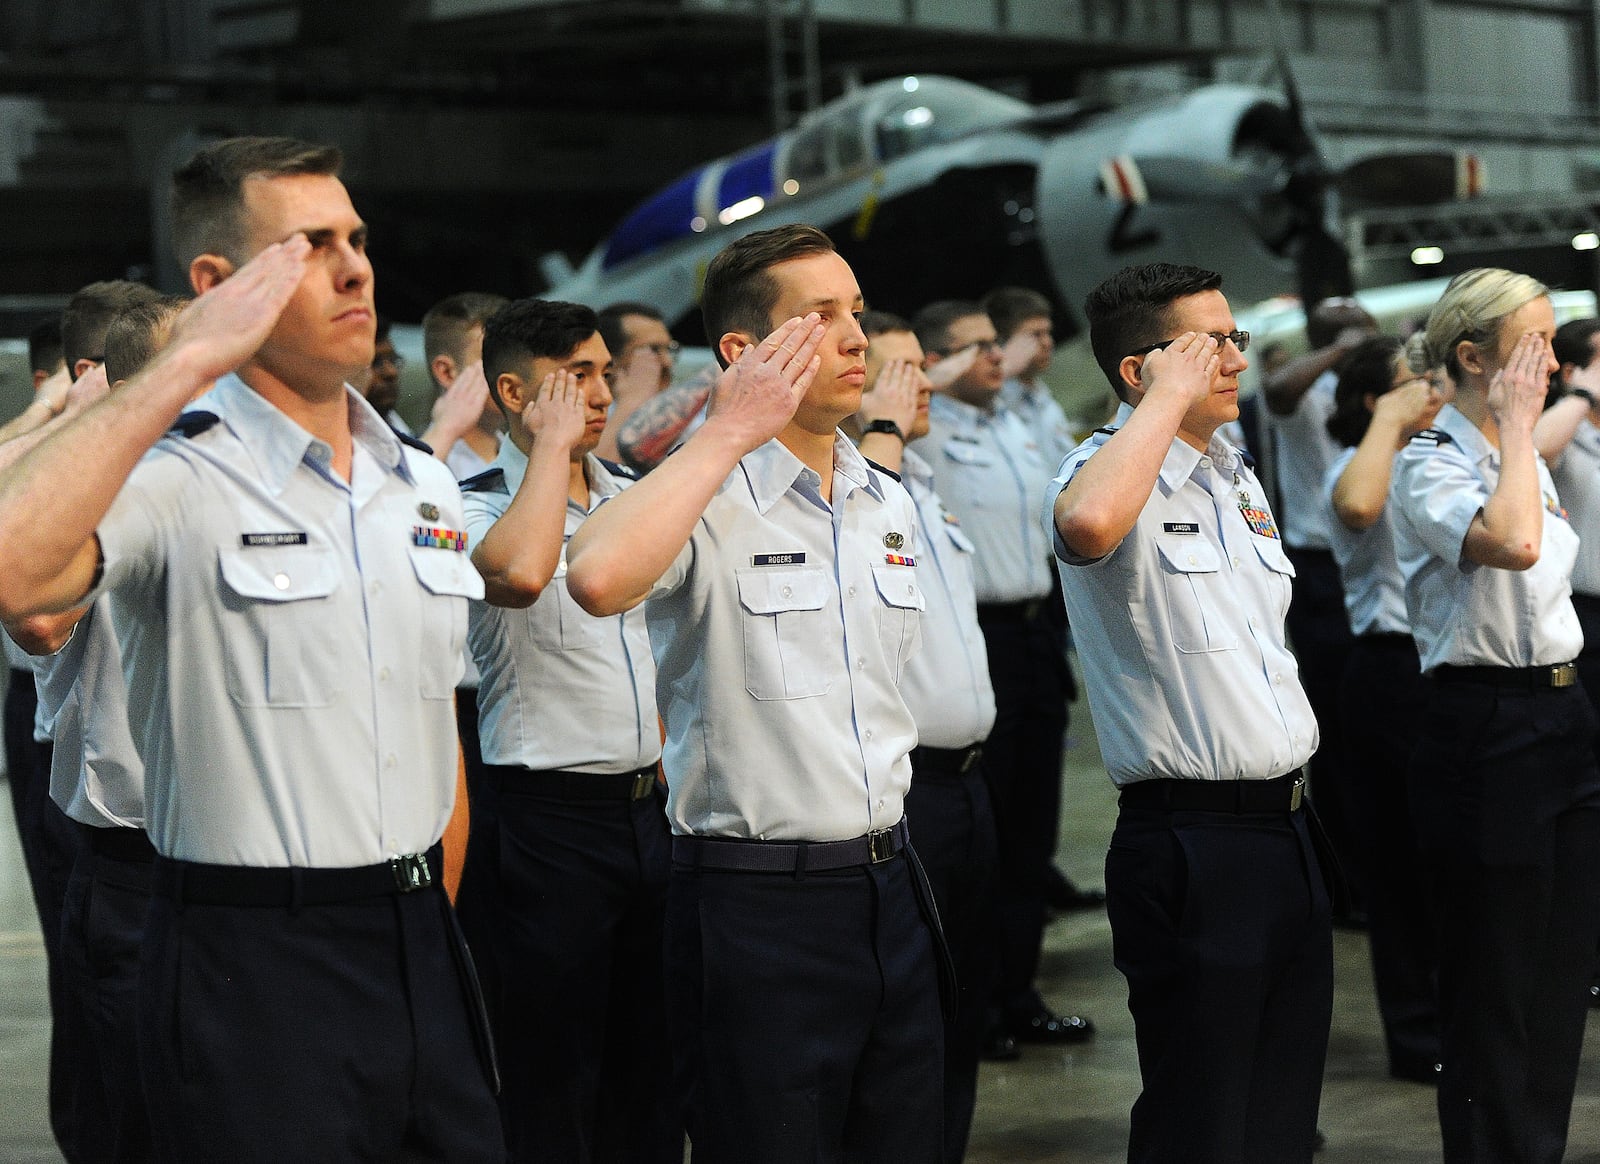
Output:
[1411,246,1444,266]
[690,216,707,233]
[717,196,765,226]
[902,107,933,128]
[903,76,919,92]
[783,179,800,196]
[1573,232,1599,252]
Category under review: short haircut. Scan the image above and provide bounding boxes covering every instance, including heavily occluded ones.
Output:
[861,309,912,339]
[911,300,986,357]
[27,318,63,377]
[1306,296,1376,350]
[701,224,836,365]
[1417,268,1548,382]
[981,286,1052,340]
[596,301,664,358]
[61,280,164,376]
[170,136,343,267]
[1083,263,1224,399]
[1553,317,1600,372]
[1326,334,1404,448]
[480,298,600,412]
[422,291,510,377]
[103,294,191,383]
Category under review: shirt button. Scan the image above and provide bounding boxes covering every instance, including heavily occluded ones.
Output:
[906,584,915,596]
[1231,556,1240,567]
[864,729,874,741]
[1274,674,1283,685]
[848,585,857,596]
[371,580,383,595]
[781,585,793,598]
[857,656,867,669]
[273,572,290,590]
[378,667,391,682]
[384,754,397,770]
[1187,555,1198,566]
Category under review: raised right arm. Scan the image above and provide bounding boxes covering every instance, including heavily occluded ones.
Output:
[0,237,311,619]
[567,316,824,615]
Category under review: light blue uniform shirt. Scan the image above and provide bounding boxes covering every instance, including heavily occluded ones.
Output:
[1000,377,1076,471]
[1265,369,1340,550]
[1045,404,1318,786]
[1321,447,1411,637]
[921,393,1054,605]
[92,373,483,867]
[3,632,52,743]
[645,434,923,841]
[462,444,659,774]
[1391,403,1582,673]
[898,447,996,749]
[34,599,144,829]
[1547,416,1600,599]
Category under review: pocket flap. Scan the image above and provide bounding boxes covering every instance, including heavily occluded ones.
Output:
[945,526,976,554]
[218,545,339,602]
[872,565,926,611]
[736,567,829,615]
[408,545,487,599]
[942,439,995,467]
[1251,536,1296,578]
[1155,537,1221,575]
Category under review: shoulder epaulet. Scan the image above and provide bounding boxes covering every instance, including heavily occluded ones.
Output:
[1409,428,1454,446]
[458,467,508,494]
[1094,426,1119,436]
[396,431,434,456]
[1237,448,1257,471]
[596,456,640,481]
[864,457,902,483]
[168,410,220,438]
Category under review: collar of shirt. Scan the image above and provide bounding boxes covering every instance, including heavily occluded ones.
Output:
[200,373,411,497]
[488,440,624,509]
[931,392,1007,431]
[1096,400,1244,494]
[1432,402,1496,470]
[739,431,883,515]
[900,444,934,492]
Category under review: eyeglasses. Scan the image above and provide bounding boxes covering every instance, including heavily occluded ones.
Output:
[630,341,681,360]
[1127,330,1251,358]
[936,339,1003,358]
[372,351,406,369]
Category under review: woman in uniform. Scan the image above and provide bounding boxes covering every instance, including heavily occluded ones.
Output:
[1391,269,1600,1163]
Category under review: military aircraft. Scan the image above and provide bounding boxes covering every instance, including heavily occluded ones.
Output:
[543,70,1477,340]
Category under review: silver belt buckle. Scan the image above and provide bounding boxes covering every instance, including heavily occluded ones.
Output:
[630,771,656,800]
[1289,777,1305,812]
[1553,662,1578,688]
[866,827,896,864]
[390,852,433,893]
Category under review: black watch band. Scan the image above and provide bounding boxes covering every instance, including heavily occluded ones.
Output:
[1570,388,1597,407]
[862,418,906,442]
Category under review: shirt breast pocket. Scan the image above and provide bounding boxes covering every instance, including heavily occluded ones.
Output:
[872,566,925,682]
[528,545,604,653]
[409,546,486,699]
[735,567,832,700]
[1155,537,1239,655]
[1250,535,1296,626]
[217,546,342,707]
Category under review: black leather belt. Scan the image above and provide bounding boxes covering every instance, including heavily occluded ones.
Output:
[1118,770,1306,814]
[673,818,910,873]
[1431,662,1578,690]
[910,744,984,777]
[152,843,443,906]
[78,822,156,863]
[1357,632,1415,648]
[488,763,659,802]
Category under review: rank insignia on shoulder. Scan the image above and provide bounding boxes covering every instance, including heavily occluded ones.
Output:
[411,526,467,551]
[884,553,916,567]
[1410,428,1454,446]
[884,531,905,550]
[418,502,440,521]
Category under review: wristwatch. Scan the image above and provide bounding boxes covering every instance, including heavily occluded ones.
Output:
[862,418,906,442]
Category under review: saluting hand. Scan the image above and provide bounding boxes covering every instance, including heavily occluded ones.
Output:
[522,368,587,453]
[857,358,920,436]
[429,360,491,438]
[1373,372,1448,441]
[1000,330,1042,380]
[1487,332,1553,434]
[926,343,977,390]
[164,234,312,384]
[702,314,825,455]
[1139,331,1220,409]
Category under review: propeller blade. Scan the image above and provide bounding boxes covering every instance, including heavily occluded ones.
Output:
[1337,152,1486,206]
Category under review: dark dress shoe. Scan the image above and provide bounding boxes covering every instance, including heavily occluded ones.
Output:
[1010,1006,1095,1044]
[1045,867,1107,912]
[981,1028,1021,1061]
